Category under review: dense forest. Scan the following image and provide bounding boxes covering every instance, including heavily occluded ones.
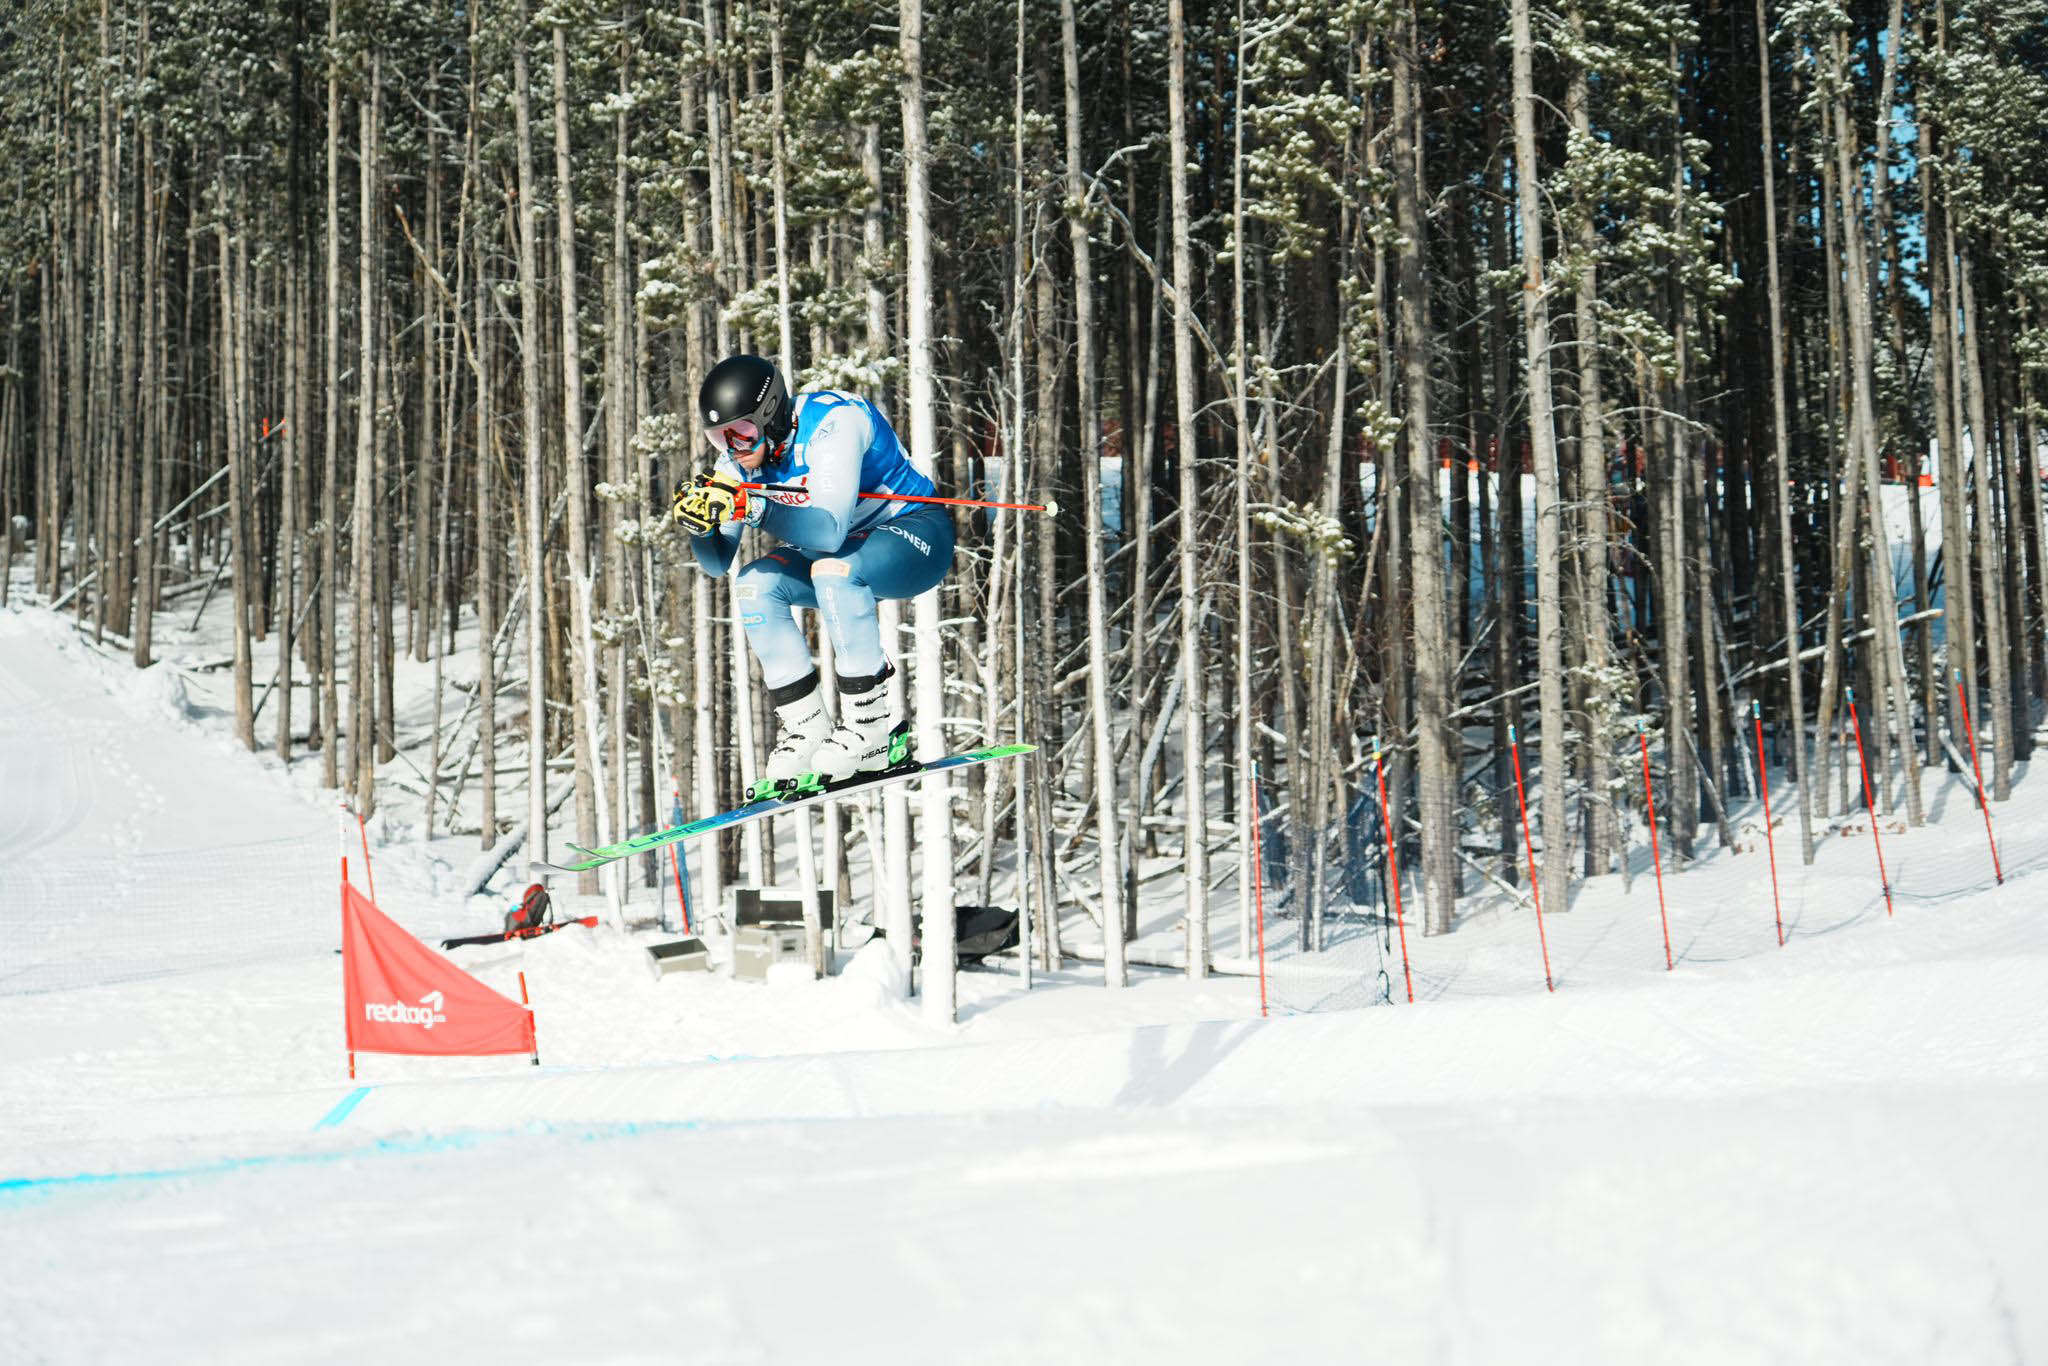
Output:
[0,0,2043,1008]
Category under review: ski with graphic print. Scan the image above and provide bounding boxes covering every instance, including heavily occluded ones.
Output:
[527,742,1036,877]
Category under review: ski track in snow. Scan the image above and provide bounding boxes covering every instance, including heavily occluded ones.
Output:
[2,599,2047,1363]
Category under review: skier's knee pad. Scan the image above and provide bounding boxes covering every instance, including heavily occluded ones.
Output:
[812,557,858,584]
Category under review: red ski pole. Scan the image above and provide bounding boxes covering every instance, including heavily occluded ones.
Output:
[1638,722,1673,970]
[1845,687,1894,917]
[1375,743,1415,1004]
[1753,701,1786,947]
[740,481,1059,515]
[1507,725,1555,992]
[1954,671,2004,885]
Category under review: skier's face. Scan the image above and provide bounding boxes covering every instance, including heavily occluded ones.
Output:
[710,419,769,470]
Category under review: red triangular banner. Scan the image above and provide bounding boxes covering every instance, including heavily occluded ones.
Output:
[341,880,537,1058]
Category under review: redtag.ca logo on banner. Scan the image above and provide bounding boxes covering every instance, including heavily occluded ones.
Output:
[364,989,448,1030]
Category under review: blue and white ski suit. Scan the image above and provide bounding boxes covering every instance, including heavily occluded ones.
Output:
[690,390,955,690]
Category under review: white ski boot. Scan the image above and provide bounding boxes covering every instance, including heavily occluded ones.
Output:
[750,689,835,800]
[812,668,910,782]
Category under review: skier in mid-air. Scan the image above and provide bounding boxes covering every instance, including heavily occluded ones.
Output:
[671,354,955,798]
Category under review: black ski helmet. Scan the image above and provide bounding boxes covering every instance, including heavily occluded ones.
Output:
[698,354,793,448]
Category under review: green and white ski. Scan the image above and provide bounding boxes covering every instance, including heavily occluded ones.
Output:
[528,742,1036,877]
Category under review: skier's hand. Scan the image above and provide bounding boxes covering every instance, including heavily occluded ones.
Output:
[673,473,749,535]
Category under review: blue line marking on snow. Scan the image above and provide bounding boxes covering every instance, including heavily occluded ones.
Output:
[313,1086,373,1130]
[0,1118,710,1200]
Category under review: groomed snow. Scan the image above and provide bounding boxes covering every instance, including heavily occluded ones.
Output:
[3,597,2046,1363]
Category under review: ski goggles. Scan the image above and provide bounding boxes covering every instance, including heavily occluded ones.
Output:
[707,419,763,454]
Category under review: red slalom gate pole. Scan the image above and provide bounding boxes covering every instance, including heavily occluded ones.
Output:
[1845,688,1894,917]
[1507,725,1555,993]
[342,855,355,1081]
[669,787,693,932]
[1250,761,1269,1018]
[1954,671,2005,885]
[1638,723,1673,970]
[1375,744,1415,1004]
[1752,702,1786,947]
[519,972,539,1067]
[669,847,691,932]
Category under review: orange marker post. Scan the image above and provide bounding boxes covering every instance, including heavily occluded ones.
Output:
[1752,702,1786,947]
[1507,725,1555,993]
[1638,722,1673,970]
[1954,672,2004,885]
[1845,688,1894,917]
[1374,743,1415,1003]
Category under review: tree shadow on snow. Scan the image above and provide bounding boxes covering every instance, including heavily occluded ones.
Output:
[1114,1018,1259,1107]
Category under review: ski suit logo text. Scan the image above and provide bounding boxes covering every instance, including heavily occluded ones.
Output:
[365,990,447,1030]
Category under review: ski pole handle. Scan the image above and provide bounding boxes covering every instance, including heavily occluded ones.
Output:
[740,481,1059,516]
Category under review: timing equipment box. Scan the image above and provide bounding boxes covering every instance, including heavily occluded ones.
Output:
[646,937,712,979]
[730,886,834,931]
[732,925,808,981]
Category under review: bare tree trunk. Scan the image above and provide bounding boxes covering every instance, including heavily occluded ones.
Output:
[133,108,160,666]
[320,4,343,791]
[901,0,957,1019]
[350,57,383,809]
[219,219,257,751]
[2,287,18,608]
[515,0,550,868]
[1958,255,2012,798]
[1828,34,1921,827]
[412,126,438,668]
[1228,0,1257,956]
[1121,195,1166,938]
[92,0,116,644]
[554,23,620,915]
[276,234,299,761]
[1655,381,1697,855]
[1566,9,1618,875]
[1063,0,1125,988]
[1166,0,1210,976]
[1395,0,1456,933]
[1513,0,1571,914]
[1755,0,1814,862]
[474,228,497,850]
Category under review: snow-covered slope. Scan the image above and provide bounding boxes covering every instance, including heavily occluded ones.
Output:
[3,598,2045,1363]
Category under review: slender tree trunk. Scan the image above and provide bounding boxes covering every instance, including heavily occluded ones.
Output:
[1828,34,1921,827]
[515,0,550,868]
[474,220,497,850]
[1167,0,1209,975]
[133,114,160,666]
[1395,0,1457,933]
[1754,0,1815,860]
[276,240,298,760]
[92,0,116,644]
[901,0,957,1018]
[351,58,383,808]
[553,23,620,915]
[320,4,343,791]
[219,219,257,751]
[1063,0,1125,986]
[1958,256,2012,798]
[863,109,906,983]
[1513,0,1571,913]
[1566,11,1618,875]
